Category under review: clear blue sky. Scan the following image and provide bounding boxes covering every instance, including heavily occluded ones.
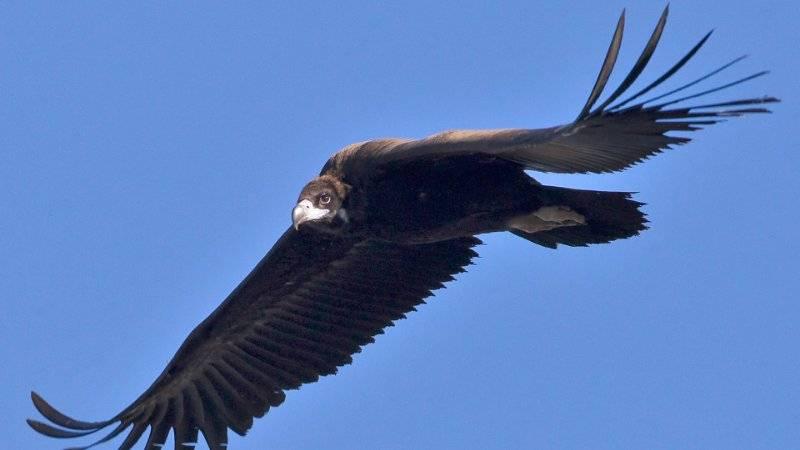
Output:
[3,2,798,449]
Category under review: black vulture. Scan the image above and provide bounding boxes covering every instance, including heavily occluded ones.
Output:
[28,7,777,450]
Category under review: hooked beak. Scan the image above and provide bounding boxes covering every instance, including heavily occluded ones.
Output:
[292,199,330,230]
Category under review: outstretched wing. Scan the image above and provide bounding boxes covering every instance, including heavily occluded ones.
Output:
[28,228,480,450]
[322,6,778,178]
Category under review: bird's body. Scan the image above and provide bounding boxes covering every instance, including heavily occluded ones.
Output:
[317,150,641,246]
[28,7,777,450]
[334,152,539,241]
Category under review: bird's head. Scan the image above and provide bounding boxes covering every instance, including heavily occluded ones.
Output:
[292,175,351,232]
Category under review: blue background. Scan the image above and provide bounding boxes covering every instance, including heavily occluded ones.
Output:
[3,2,798,449]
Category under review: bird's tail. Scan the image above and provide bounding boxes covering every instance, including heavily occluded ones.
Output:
[510,185,648,248]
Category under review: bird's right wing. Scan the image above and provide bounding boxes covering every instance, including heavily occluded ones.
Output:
[322,7,778,179]
[28,228,480,450]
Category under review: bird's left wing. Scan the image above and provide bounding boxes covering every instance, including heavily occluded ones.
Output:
[323,7,777,178]
[28,227,480,450]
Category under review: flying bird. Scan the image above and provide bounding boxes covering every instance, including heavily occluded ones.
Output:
[28,7,777,450]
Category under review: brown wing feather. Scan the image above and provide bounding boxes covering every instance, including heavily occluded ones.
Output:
[322,6,777,178]
[28,228,480,449]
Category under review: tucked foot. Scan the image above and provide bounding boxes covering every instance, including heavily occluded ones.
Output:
[507,206,586,233]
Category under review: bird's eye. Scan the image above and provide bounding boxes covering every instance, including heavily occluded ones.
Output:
[319,193,331,205]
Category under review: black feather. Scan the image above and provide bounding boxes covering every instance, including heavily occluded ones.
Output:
[610,29,714,110]
[577,10,626,120]
[30,392,113,431]
[25,419,98,439]
[591,5,669,115]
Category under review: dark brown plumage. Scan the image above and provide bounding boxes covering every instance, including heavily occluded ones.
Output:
[28,7,777,449]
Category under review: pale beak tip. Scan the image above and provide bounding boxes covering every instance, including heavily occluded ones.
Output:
[292,203,307,231]
[292,199,328,231]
